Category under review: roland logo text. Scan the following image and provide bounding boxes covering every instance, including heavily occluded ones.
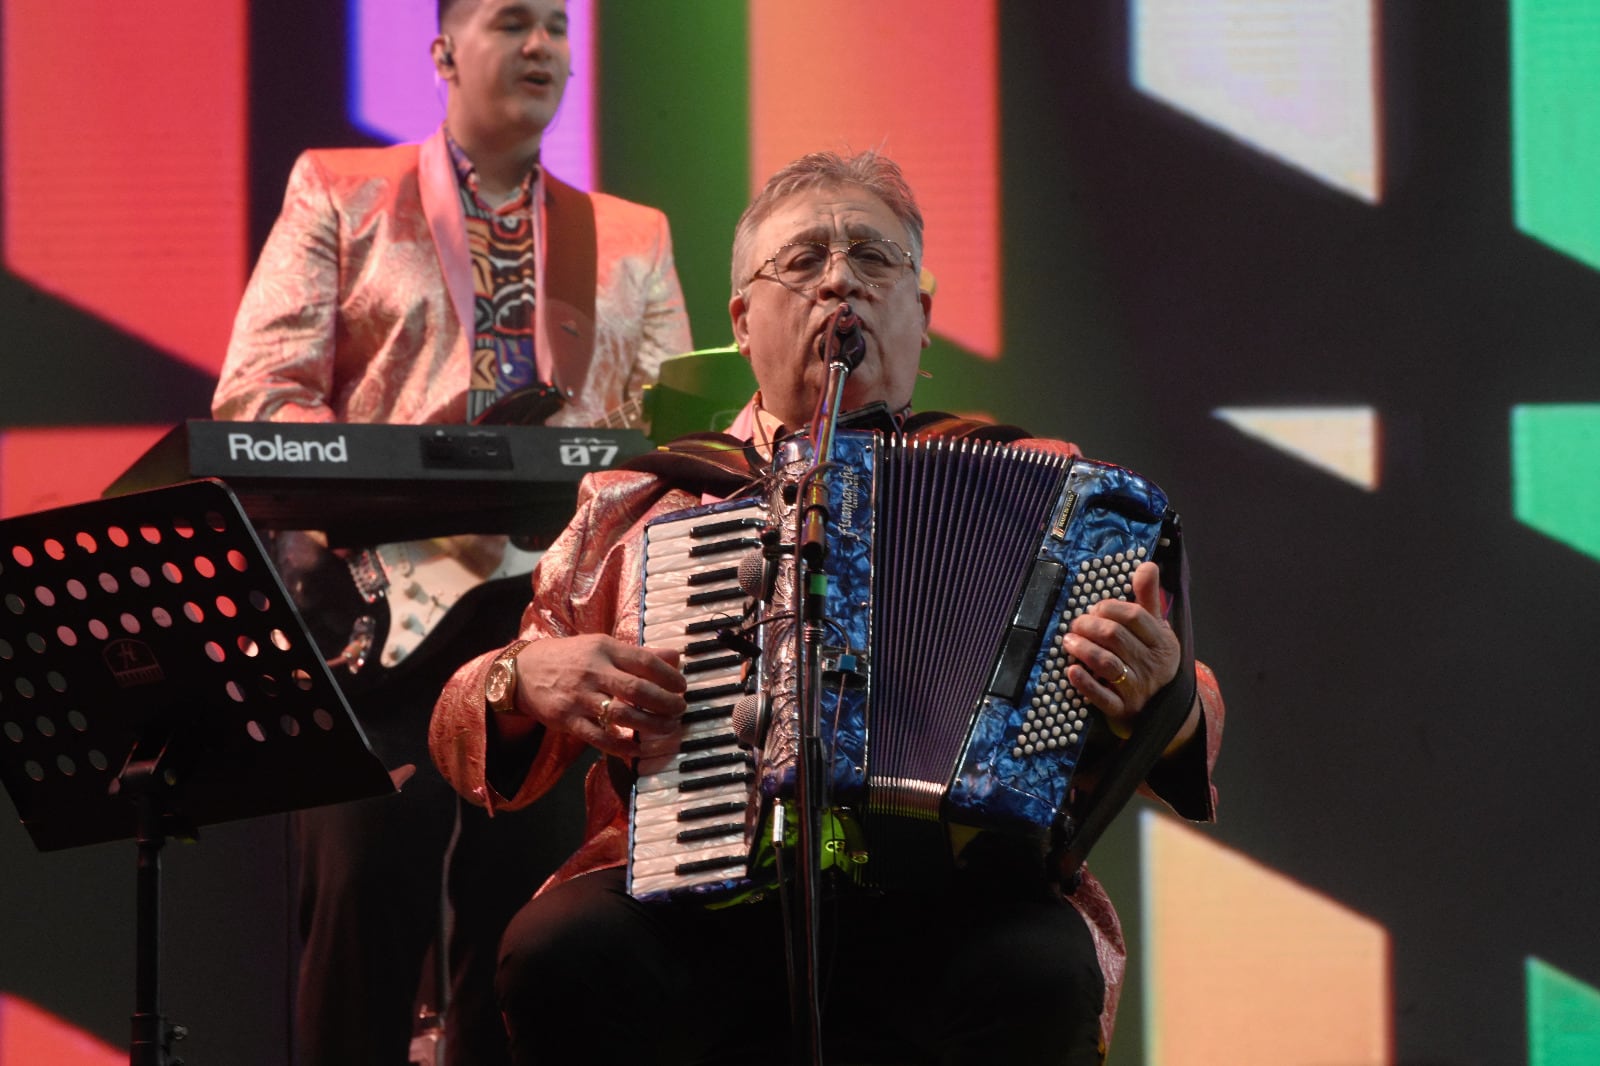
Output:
[228,432,349,464]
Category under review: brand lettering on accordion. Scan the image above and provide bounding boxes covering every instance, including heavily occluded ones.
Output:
[837,464,864,531]
[226,432,350,464]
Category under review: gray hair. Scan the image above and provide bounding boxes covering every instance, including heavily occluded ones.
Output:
[730,149,925,294]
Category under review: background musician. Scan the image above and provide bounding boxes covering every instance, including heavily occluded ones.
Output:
[430,150,1223,1065]
[212,1,692,1063]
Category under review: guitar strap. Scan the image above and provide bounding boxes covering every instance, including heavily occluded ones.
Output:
[540,170,599,402]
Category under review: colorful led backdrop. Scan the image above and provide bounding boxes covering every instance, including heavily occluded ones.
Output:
[3,2,1599,1063]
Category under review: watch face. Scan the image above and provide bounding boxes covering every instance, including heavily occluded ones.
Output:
[487,661,513,706]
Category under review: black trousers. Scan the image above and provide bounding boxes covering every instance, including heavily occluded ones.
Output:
[496,862,1107,1066]
[292,582,590,1066]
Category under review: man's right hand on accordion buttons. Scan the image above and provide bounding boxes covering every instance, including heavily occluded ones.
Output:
[1062,560,1199,755]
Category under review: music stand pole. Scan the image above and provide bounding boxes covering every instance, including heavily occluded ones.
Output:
[123,732,185,1064]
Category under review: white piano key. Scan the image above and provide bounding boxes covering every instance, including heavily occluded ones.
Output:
[634,759,751,795]
[633,777,749,812]
[636,737,742,779]
[630,830,747,868]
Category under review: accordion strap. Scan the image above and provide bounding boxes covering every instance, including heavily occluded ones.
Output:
[619,431,764,498]
[621,411,1034,498]
[1053,510,1198,888]
[900,411,1033,443]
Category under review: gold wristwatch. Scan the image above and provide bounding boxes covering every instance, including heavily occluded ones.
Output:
[485,639,533,714]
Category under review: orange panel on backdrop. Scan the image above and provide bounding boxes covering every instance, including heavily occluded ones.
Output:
[0,426,172,520]
[749,1,1001,359]
[0,993,121,1066]
[2,0,248,378]
[1142,812,1392,1066]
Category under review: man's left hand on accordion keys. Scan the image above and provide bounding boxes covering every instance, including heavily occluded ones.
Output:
[485,634,688,761]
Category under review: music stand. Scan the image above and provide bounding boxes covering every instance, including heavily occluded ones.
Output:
[0,479,394,1065]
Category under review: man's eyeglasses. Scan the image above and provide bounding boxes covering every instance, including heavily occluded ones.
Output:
[748,238,915,295]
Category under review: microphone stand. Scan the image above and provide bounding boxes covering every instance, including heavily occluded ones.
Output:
[788,304,864,1066]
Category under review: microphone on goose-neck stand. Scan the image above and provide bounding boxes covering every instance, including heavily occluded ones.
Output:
[787,301,862,1066]
[799,304,863,566]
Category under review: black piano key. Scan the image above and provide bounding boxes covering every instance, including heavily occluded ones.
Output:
[688,537,760,558]
[688,517,763,539]
[683,681,744,703]
[675,854,748,877]
[686,585,748,607]
[676,822,746,844]
[683,653,744,676]
[680,703,734,726]
[679,752,751,774]
[686,566,740,587]
[678,801,748,822]
[684,637,724,656]
[678,770,753,793]
[679,731,739,754]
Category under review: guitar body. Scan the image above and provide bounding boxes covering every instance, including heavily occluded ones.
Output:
[276,384,640,695]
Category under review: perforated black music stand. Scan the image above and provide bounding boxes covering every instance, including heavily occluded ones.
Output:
[0,478,394,1064]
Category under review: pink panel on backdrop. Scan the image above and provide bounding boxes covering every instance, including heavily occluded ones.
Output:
[749,1,1001,359]
[1142,813,1393,1065]
[1,0,247,378]
[0,426,171,520]
[0,993,122,1066]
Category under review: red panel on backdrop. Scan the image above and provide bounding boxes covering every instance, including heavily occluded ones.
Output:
[0,994,121,1066]
[749,1,1001,359]
[0,426,171,520]
[1,0,248,378]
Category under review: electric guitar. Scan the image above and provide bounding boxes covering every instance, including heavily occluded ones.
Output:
[272,385,647,694]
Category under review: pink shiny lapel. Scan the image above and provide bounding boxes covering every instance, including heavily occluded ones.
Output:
[418,129,475,341]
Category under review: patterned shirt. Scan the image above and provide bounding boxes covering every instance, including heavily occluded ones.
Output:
[446,131,543,422]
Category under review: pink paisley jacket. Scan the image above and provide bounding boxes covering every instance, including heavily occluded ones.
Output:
[214,127,692,426]
[430,420,1224,1055]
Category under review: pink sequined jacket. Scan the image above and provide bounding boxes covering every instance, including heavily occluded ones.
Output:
[430,424,1225,1051]
[214,127,691,426]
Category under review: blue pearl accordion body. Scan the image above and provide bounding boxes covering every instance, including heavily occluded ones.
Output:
[627,429,1174,903]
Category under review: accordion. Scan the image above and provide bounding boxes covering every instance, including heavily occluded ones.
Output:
[626,428,1190,903]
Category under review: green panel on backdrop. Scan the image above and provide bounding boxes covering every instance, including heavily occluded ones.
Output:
[1512,404,1600,562]
[598,0,750,354]
[1529,957,1600,1066]
[1512,0,1600,272]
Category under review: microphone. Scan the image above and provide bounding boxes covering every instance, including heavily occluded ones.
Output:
[736,548,767,599]
[823,304,865,370]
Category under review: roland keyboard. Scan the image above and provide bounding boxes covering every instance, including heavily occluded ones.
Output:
[106,419,653,544]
